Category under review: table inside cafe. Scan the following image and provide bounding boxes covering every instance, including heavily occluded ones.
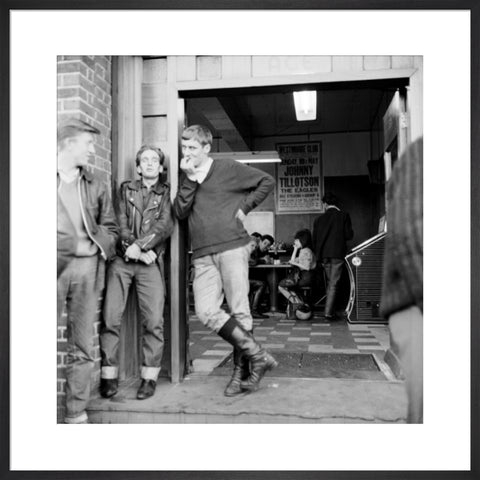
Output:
[249,261,292,312]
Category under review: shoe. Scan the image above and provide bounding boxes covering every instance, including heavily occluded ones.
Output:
[137,379,156,400]
[218,318,277,393]
[251,309,268,319]
[224,345,250,397]
[100,378,118,398]
[240,350,278,392]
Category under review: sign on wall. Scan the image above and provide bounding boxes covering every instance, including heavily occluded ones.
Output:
[275,142,323,214]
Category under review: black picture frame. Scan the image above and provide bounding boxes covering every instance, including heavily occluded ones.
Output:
[1,1,479,479]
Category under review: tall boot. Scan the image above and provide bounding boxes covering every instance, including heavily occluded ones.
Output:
[224,327,253,397]
[224,346,249,397]
[218,318,277,393]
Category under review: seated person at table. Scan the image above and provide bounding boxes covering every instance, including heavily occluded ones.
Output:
[253,234,275,265]
[278,229,316,305]
[248,235,273,318]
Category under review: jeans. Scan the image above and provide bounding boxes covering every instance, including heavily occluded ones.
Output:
[101,257,165,381]
[57,256,100,423]
[322,258,344,317]
[192,244,252,332]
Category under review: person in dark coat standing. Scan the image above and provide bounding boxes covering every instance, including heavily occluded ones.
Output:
[312,193,354,320]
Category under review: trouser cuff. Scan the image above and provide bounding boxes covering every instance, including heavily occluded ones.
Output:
[141,366,160,381]
[101,366,118,379]
[64,412,88,424]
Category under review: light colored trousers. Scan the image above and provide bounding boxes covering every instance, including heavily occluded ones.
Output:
[192,244,252,332]
[389,305,423,423]
[57,256,100,424]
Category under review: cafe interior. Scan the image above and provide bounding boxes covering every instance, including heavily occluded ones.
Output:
[183,78,406,325]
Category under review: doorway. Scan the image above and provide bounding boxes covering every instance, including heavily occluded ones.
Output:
[179,78,409,378]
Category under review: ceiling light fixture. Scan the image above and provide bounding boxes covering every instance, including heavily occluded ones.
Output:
[210,151,281,164]
[293,90,317,121]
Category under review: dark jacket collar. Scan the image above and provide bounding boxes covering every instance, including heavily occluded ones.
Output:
[127,178,168,195]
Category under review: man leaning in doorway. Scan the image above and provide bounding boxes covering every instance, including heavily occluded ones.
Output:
[173,124,278,397]
[313,193,353,321]
[57,118,118,424]
[100,145,174,400]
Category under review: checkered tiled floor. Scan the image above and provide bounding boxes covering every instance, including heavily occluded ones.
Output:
[188,312,390,374]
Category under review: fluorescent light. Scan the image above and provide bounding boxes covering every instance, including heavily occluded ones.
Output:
[293,91,317,121]
[210,151,281,164]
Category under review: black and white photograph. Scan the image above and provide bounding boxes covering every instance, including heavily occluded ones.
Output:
[4,6,478,478]
[56,54,424,426]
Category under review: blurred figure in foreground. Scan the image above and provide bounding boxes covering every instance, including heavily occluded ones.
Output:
[380,137,423,424]
[57,118,118,424]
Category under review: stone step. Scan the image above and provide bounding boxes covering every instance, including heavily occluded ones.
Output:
[87,375,407,424]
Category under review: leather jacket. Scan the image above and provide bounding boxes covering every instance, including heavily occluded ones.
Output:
[57,168,119,276]
[116,179,174,262]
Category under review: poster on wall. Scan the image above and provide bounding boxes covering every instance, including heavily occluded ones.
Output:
[275,142,323,214]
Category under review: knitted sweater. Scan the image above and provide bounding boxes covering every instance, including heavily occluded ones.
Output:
[173,158,275,259]
[380,138,423,317]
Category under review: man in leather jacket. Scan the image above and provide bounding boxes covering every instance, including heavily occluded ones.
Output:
[100,145,174,400]
[57,118,119,424]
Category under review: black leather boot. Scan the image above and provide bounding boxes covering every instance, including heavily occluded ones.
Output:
[224,347,249,397]
[218,318,277,393]
[137,379,156,400]
[100,378,118,398]
[240,350,278,392]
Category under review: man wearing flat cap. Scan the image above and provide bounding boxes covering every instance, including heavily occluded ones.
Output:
[57,118,118,424]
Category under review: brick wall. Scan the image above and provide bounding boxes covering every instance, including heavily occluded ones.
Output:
[57,56,113,422]
[57,55,112,183]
